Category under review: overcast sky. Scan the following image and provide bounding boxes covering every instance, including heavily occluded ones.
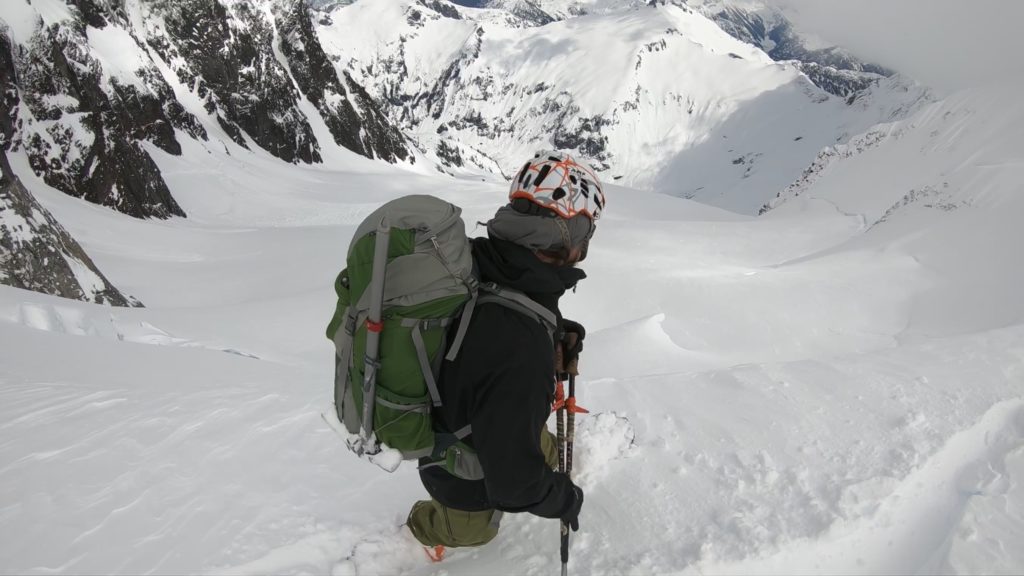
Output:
[763,0,1024,94]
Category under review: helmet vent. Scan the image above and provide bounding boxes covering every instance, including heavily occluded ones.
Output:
[517,163,531,184]
[534,165,552,188]
[552,187,567,200]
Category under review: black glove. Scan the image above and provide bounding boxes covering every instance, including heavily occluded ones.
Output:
[557,319,586,376]
[561,484,584,532]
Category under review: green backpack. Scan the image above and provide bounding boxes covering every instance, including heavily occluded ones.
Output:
[325,195,556,474]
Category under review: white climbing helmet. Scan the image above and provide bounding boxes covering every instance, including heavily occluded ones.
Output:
[508,151,606,221]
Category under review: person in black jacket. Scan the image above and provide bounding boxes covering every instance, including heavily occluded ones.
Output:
[406,151,606,559]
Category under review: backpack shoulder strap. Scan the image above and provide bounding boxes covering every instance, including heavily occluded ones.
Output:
[445,282,558,362]
[478,282,558,332]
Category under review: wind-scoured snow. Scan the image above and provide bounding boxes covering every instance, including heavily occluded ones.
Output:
[1,62,1022,575]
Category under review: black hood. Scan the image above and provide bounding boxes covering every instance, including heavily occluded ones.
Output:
[472,236,585,316]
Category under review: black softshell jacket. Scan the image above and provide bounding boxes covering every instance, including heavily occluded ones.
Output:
[418,236,584,518]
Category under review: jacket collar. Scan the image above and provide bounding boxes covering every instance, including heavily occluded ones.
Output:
[472,237,586,317]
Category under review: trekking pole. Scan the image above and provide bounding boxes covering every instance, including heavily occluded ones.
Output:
[554,373,568,576]
[561,373,588,576]
[561,374,574,576]
[566,373,578,480]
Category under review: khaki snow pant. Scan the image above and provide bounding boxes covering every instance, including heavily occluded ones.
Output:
[406,428,560,548]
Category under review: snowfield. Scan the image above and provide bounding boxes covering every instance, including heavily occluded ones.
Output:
[2,40,1024,576]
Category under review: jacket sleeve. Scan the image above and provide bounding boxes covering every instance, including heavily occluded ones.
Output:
[467,308,578,519]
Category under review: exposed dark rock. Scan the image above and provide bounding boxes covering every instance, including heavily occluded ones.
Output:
[152,0,321,164]
[503,1,556,26]
[10,19,189,219]
[0,151,137,306]
[342,71,415,163]
[449,0,554,26]
[67,0,112,29]
[436,139,463,167]
[707,6,891,99]
[765,20,891,75]
[0,35,17,152]
[797,62,878,100]
[408,8,425,27]
[553,114,610,161]
[1,35,135,306]
[305,0,354,11]
[276,0,411,163]
[419,0,463,20]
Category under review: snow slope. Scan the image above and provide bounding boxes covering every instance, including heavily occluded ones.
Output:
[1,81,1023,575]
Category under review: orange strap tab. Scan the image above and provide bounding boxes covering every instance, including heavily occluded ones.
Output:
[566,396,589,414]
[366,319,384,333]
[551,380,566,412]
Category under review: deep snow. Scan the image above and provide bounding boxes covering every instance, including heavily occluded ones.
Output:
[2,0,1024,568]
[2,68,1023,575]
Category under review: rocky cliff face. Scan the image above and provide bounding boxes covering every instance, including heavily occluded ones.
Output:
[7,4,195,219]
[277,0,409,162]
[1,31,134,306]
[148,0,322,164]
[0,153,135,306]
[3,0,413,221]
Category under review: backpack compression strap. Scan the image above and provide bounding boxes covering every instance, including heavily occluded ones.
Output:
[446,282,558,362]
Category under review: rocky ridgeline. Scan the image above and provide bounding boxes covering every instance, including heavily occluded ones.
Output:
[703,4,891,100]
[5,0,411,220]
[1,32,134,306]
[758,127,901,215]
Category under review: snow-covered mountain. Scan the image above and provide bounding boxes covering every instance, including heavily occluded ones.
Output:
[2,0,933,304]
[451,0,894,99]
[319,0,929,213]
[1,0,413,222]
[1,0,420,302]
